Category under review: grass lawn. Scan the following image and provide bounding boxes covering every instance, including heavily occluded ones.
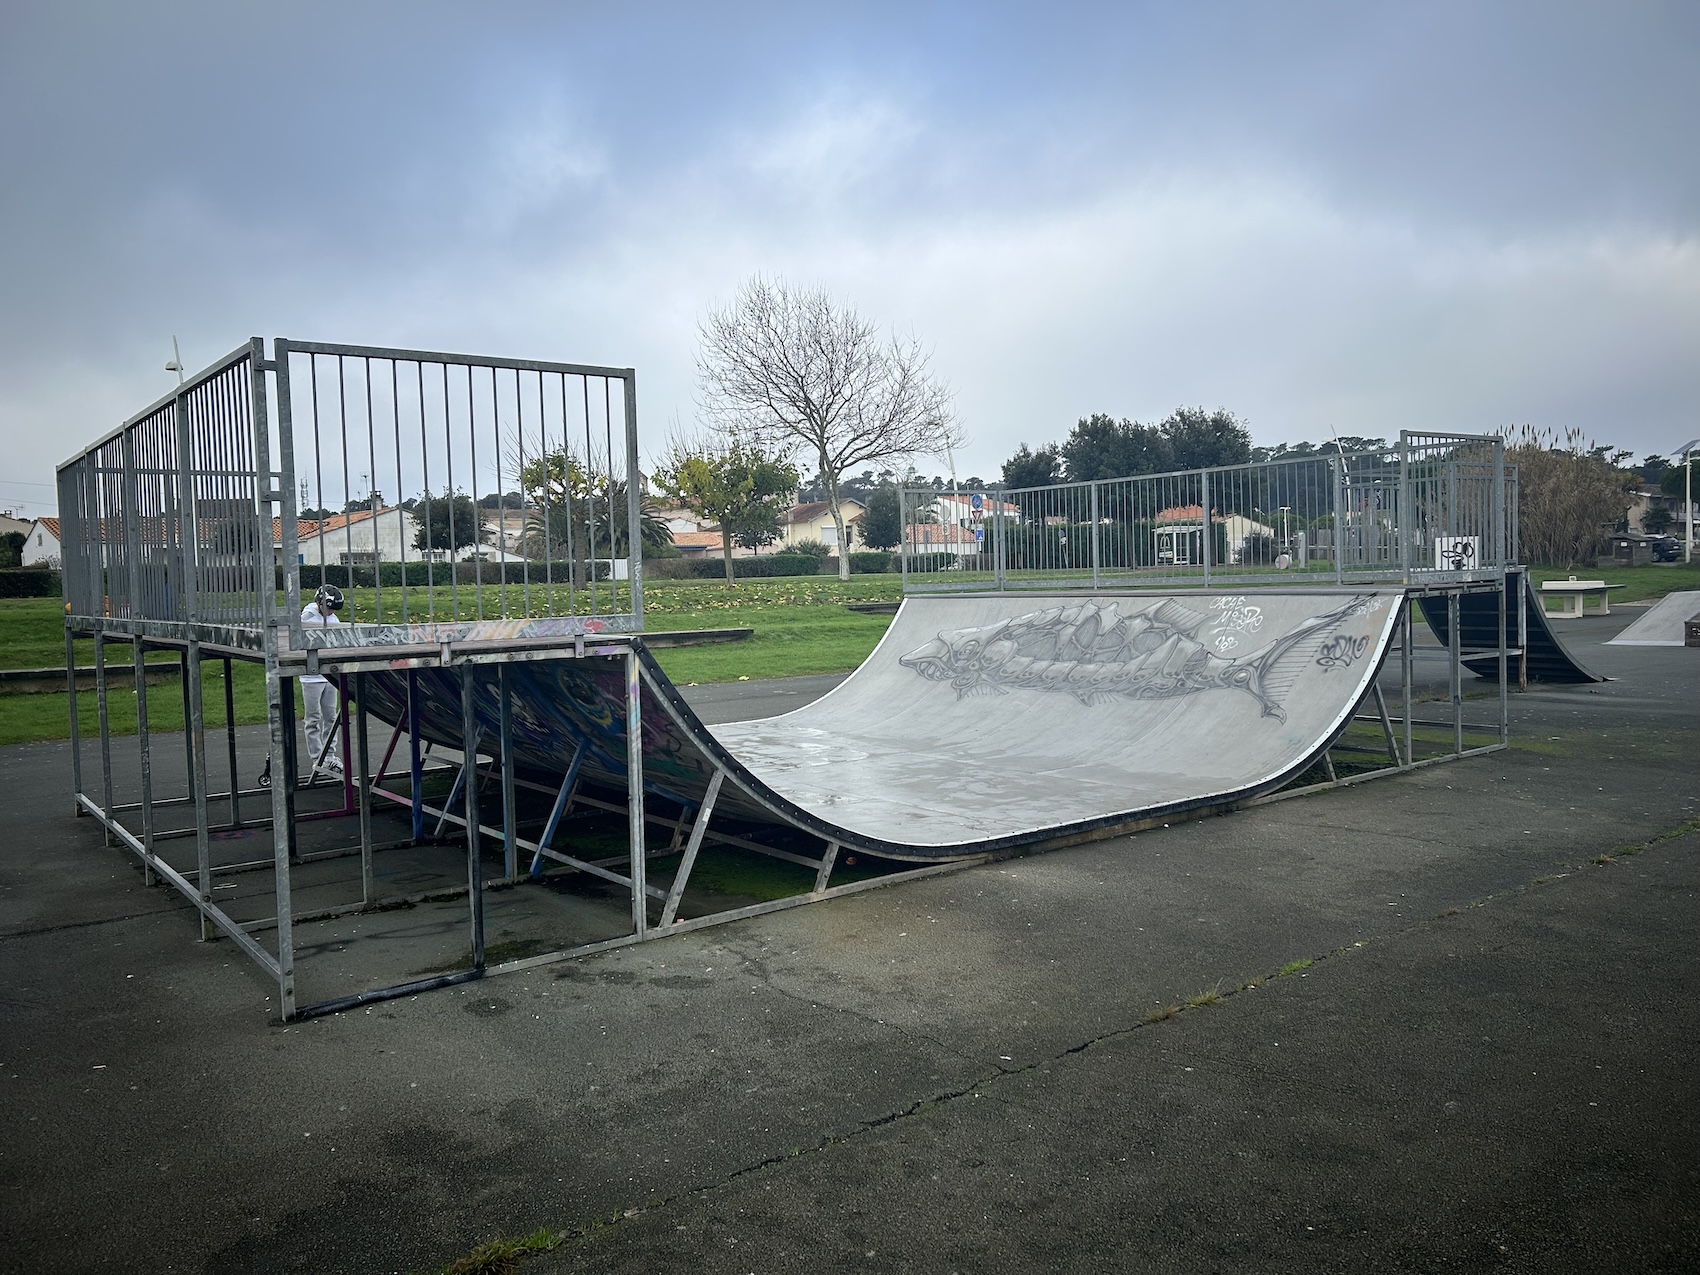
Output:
[0,575,904,745]
[1526,561,1700,604]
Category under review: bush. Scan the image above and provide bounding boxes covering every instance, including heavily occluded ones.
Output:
[788,539,832,559]
[0,568,61,598]
[849,551,894,573]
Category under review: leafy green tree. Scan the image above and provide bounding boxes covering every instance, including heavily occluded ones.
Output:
[1001,443,1062,490]
[1158,407,1252,470]
[412,490,480,554]
[1661,460,1695,501]
[860,484,903,550]
[652,435,799,584]
[1060,414,1172,482]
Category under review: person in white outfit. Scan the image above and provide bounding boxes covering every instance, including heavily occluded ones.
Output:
[300,584,344,775]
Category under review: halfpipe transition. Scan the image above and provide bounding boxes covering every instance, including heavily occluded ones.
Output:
[1415,568,1603,684]
[361,589,1405,861]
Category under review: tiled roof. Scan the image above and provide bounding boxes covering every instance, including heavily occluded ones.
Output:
[672,530,726,550]
[782,500,865,524]
[34,517,61,539]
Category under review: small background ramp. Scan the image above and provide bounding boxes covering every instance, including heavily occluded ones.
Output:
[1417,568,1603,683]
[1607,591,1700,647]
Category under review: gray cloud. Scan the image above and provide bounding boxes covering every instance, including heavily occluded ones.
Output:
[1,0,1695,514]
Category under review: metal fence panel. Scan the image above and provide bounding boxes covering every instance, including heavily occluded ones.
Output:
[902,432,1508,593]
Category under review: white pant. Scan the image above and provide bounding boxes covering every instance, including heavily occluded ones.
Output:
[301,679,341,772]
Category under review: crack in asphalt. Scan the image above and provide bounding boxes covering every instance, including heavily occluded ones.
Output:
[480,818,1700,1272]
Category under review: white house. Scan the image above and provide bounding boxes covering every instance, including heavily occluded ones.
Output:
[779,499,867,552]
[285,507,422,567]
[24,517,62,567]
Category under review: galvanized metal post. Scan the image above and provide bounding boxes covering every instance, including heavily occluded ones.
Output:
[186,641,212,940]
[262,645,296,1019]
[1398,433,1412,579]
[1497,579,1509,746]
[1401,599,1414,767]
[625,650,647,937]
[132,638,156,887]
[1516,569,1528,692]
[179,649,197,811]
[65,626,83,815]
[459,664,485,970]
[222,658,241,828]
[992,485,1006,591]
[499,665,517,881]
[94,632,114,845]
[407,670,424,843]
[1200,470,1211,589]
[356,672,373,905]
[622,369,644,627]
[898,487,909,592]
[1333,458,1345,586]
[1090,481,1101,590]
[1448,591,1463,756]
[272,339,302,650]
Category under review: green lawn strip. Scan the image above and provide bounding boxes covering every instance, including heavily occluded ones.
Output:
[0,660,270,747]
[1526,561,1700,604]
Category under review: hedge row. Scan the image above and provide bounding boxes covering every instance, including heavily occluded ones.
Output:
[0,568,62,598]
[289,560,616,589]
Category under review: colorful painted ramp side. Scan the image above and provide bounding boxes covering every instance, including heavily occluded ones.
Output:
[361,590,1403,861]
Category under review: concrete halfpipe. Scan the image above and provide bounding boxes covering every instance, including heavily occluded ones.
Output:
[362,589,1404,861]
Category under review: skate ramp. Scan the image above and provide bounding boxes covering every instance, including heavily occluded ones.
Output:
[1417,569,1603,684]
[361,590,1403,860]
[1606,591,1700,647]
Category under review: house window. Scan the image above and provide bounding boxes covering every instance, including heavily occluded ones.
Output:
[819,525,837,545]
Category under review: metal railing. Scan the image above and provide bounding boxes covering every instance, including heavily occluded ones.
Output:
[57,339,645,644]
[900,431,1510,592]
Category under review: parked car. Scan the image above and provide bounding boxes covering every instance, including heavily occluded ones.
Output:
[1651,535,1683,563]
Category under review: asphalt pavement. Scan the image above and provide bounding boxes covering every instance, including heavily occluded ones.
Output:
[0,608,1694,1274]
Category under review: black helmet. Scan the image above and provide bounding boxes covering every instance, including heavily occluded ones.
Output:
[315,584,344,612]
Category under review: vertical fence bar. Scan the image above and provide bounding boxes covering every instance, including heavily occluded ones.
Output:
[623,370,644,626]
[66,627,84,814]
[626,650,647,938]
[1200,470,1211,589]
[1448,591,1463,756]
[499,665,516,881]
[222,658,241,828]
[263,645,297,1019]
[356,672,374,905]
[132,638,156,885]
[94,632,113,844]
[459,665,485,970]
[186,642,212,940]
[1089,481,1101,590]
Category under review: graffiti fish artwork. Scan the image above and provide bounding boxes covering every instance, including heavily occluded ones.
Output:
[897,595,1381,722]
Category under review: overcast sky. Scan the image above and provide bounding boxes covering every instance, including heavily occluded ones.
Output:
[2,1,1696,514]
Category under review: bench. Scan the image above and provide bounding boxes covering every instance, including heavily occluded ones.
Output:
[1539,576,1625,618]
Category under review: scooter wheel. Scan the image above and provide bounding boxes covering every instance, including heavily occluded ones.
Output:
[258,772,271,788]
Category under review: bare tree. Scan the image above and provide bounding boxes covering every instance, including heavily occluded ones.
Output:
[697,276,960,580]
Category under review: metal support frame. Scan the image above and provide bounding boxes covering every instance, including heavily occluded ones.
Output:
[56,337,1524,1024]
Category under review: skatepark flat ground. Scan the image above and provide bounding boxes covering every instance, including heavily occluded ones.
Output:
[1,610,1695,1273]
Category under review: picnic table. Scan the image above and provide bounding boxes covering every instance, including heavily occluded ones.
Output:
[1539,576,1625,618]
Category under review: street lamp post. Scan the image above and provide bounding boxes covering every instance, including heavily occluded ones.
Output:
[164,336,186,385]
[1676,440,1700,565]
